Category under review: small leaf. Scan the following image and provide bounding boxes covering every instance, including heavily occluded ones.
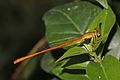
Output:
[52,59,70,75]
[96,0,108,9]
[56,46,88,62]
[52,66,89,80]
[58,54,90,69]
[59,73,89,80]
[52,62,88,79]
[65,61,89,69]
[87,55,120,80]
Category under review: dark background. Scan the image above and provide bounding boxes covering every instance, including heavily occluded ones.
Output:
[0,0,119,80]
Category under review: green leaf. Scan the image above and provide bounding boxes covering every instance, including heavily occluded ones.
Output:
[56,46,88,62]
[43,1,101,46]
[86,7,115,54]
[56,54,90,69]
[96,0,108,9]
[58,73,89,80]
[87,55,120,80]
[52,59,70,75]
[40,52,56,73]
[65,61,89,69]
[87,7,115,43]
[53,64,89,80]
[52,66,64,76]
[101,7,116,42]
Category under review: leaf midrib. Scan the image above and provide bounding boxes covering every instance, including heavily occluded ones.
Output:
[100,62,109,80]
[52,9,83,34]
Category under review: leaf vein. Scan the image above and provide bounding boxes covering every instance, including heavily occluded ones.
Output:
[52,9,83,34]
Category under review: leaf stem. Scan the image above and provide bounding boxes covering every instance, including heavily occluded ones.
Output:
[92,52,102,62]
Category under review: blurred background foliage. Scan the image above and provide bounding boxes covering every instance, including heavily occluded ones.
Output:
[0,0,119,80]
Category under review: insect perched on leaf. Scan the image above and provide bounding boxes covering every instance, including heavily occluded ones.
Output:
[13,28,100,64]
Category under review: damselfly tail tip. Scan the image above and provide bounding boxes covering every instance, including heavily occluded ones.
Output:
[13,60,18,64]
[13,58,24,64]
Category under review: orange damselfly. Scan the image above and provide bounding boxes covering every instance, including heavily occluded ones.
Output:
[13,29,99,64]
